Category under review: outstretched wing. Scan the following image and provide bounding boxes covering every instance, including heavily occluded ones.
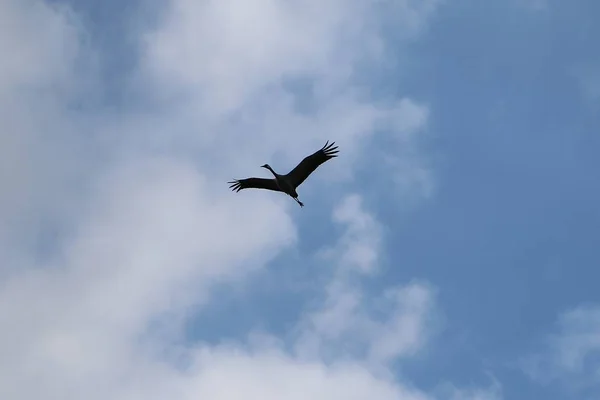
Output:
[228,177,282,193]
[285,141,339,188]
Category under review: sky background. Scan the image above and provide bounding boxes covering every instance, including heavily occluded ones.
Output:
[1,0,599,400]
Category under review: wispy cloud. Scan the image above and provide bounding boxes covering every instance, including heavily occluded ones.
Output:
[296,195,437,367]
[522,304,600,393]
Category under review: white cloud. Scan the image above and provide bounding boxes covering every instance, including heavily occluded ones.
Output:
[0,0,81,90]
[296,195,436,367]
[141,0,440,114]
[133,0,434,188]
[0,0,500,399]
[0,0,91,275]
[330,194,382,274]
[177,345,431,400]
[0,155,297,399]
[522,304,600,393]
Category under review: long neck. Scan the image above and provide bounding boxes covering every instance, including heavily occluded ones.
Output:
[266,166,278,178]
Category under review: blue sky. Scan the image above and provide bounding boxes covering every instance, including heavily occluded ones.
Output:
[1,0,599,399]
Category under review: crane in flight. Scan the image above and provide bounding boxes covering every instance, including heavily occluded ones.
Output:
[228,141,339,207]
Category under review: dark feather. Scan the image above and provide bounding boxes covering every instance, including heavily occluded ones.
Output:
[285,141,339,188]
[228,177,282,193]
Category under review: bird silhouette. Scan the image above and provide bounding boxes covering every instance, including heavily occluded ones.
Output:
[228,141,339,207]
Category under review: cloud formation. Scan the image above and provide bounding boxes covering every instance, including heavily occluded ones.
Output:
[296,195,436,367]
[522,304,600,393]
[0,0,502,399]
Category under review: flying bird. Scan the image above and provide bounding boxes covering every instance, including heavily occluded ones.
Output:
[228,141,339,207]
